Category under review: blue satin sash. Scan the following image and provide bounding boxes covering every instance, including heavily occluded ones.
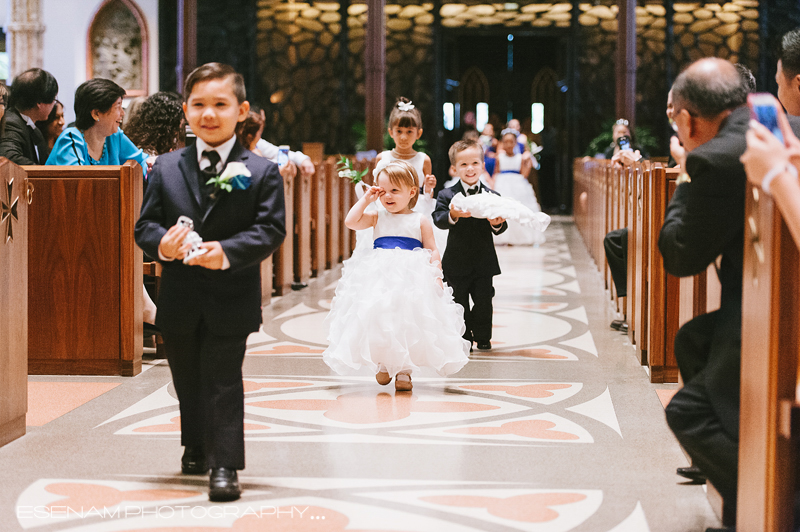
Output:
[501,169,520,174]
[373,236,422,251]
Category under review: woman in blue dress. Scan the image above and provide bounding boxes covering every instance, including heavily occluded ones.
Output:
[46,78,148,175]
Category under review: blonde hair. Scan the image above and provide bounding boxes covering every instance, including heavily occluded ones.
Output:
[376,159,419,209]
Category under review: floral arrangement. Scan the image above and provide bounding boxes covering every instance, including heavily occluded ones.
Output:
[206,162,252,195]
[336,156,369,185]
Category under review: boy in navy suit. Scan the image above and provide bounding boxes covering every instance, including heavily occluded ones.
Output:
[135,63,286,501]
[433,139,507,351]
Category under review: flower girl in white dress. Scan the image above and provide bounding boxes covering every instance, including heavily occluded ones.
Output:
[492,129,545,245]
[354,97,448,255]
[323,159,470,391]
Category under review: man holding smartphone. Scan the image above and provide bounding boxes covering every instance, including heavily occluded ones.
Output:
[659,58,749,531]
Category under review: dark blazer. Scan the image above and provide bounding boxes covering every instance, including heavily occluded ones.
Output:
[433,181,508,278]
[135,141,286,337]
[658,105,749,433]
[0,108,48,165]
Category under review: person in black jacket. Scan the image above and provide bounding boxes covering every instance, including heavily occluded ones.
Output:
[433,139,507,351]
[0,68,58,165]
[659,58,749,530]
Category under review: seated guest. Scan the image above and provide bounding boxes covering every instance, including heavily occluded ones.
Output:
[121,95,146,130]
[250,105,315,178]
[0,68,58,165]
[0,83,8,136]
[601,118,648,160]
[124,91,185,158]
[239,108,302,179]
[124,91,188,335]
[46,78,147,176]
[35,100,65,152]
[742,97,800,249]
[659,58,749,531]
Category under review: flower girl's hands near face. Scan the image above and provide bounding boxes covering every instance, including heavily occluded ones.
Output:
[450,205,471,220]
[488,216,506,226]
[363,185,385,203]
[423,174,437,196]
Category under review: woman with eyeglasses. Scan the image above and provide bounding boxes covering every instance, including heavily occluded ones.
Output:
[46,78,148,175]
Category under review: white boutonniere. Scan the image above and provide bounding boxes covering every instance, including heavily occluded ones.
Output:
[206,162,252,195]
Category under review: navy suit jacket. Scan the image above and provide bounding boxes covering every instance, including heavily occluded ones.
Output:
[135,141,286,337]
[433,181,507,278]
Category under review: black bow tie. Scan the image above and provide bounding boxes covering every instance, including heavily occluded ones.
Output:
[467,185,480,195]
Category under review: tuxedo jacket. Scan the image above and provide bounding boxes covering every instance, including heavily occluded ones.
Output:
[0,108,48,165]
[135,141,286,337]
[658,105,749,434]
[433,181,508,279]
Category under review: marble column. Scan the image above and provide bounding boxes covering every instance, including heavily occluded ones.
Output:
[7,0,45,80]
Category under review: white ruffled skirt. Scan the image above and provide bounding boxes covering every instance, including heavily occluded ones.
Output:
[492,172,546,245]
[323,246,470,378]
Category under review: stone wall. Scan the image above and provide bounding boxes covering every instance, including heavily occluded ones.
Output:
[255,1,762,155]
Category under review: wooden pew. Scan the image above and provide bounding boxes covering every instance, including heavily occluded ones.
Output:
[311,160,328,277]
[326,160,341,269]
[737,183,798,531]
[273,170,295,296]
[630,162,650,364]
[294,167,311,287]
[23,162,143,376]
[0,159,29,446]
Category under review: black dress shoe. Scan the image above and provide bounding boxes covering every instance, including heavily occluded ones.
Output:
[677,465,707,483]
[144,322,161,336]
[209,467,241,502]
[181,446,207,475]
[705,528,735,532]
[610,319,628,332]
[476,342,492,350]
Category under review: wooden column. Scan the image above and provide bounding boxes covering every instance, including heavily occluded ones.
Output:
[365,0,386,153]
[176,0,197,93]
[338,0,351,153]
[616,0,636,127]
[0,160,29,446]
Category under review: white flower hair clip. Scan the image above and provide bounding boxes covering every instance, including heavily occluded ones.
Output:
[397,101,415,112]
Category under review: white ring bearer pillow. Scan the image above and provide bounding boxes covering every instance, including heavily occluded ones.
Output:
[449,192,551,233]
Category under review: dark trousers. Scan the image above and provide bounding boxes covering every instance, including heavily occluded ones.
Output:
[665,309,739,518]
[163,323,248,470]
[448,274,494,344]
[604,228,628,297]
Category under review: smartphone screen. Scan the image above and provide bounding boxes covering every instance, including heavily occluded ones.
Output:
[749,93,784,143]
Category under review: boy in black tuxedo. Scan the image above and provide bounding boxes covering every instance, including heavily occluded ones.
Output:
[433,139,507,351]
[134,63,286,502]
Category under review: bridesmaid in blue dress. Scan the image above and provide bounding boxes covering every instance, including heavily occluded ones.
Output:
[46,78,148,175]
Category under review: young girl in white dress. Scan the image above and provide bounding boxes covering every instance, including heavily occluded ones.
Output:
[492,129,545,245]
[364,97,448,253]
[324,159,470,391]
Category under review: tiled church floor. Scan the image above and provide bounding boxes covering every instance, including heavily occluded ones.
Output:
[1,220,720,531]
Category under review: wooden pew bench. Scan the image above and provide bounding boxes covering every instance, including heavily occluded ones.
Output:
[23,161,143,376]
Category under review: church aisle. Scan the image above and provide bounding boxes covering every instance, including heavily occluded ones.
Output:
[0,220,721,531]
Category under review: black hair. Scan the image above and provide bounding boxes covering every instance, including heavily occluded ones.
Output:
[734,63,757,93]
[671,59,748,119]
[781,28,800,78]
[74,78,126,131]
[9,68,58,111]
[124,92,185,155]
[388,97,422,129]
[184,62,246,103]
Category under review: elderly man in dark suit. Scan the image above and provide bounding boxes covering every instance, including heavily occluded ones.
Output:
[0,68,58,165]
[659,58,749,531]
